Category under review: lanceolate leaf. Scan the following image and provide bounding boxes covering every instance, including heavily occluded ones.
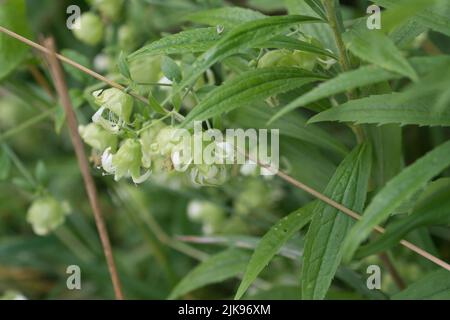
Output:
[0,0,30,80]
[182,67,327,126]
[357,178,450,258]
[184,7,266,29]
[128,27,222,60]
[259,35,337,59]
[392,270,450,299]
[373,0,450,37]
[343,27,418,81]
[308,93,450,127]
[342,140,450,263]
[230,105,348,156]
[269,56,449,123]
[177,15,323,95]
[301,143,372,300]
[168,248,250,299]
[235,202,316,300]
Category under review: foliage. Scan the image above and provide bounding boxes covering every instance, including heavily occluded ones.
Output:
[0,0,449,300]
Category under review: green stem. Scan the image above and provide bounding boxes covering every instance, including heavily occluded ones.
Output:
[324,0,352,73]
[2,144,37,188]
[325,0,365,142]
[0,108,55,143]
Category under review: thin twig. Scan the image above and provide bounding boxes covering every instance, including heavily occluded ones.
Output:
[1,26,449,272]
[378,252,406,290]
[28,65,54,98]
[42,37,124,300]
[0,26,184,121]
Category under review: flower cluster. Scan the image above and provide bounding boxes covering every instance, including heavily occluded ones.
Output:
[26,196,68,236]
[80,88,228,186]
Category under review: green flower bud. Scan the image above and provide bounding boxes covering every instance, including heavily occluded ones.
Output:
[187,200,225,235]
[103,139,150,183]
[0,290,26,300]
[79,123,118,151]
[73,13,104,46]
[92,0,123,21]
[93,88,133,124]
[139,121,167,168]
[258,49,317,71]
[129,55,162,84]
[26,196,66,236]
[234,179,270,215]
[190,163,227,186]
[118,24,139,52]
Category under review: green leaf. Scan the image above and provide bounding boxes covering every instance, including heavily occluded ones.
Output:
[168,248,250,299]
[177,15,323,95]
[343,27,418,81]
[235,202,316,300]
[392,270,450,299]
[285,0,337,54]
[34,161,47,185]
[0,146,11,180]
[61,49,91,83]
[357,178,450,258]
[117,51,131,80]
[269,56,448,123]
[308,93,450,127]
[342,140,450,263]
[161,56,182,83]
[182,67,326,126]
[304,0,327,21]
[148,92,166,115]
[185,7,266,29]
[230,104,348,156]
[128,27,222,60]
[373,0,450,37]
[258,35,337,59]
[0,0,30,80]
[301,143,372,300]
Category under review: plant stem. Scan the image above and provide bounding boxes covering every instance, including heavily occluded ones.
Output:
[2,144,37,188]
[324,0,352,73]
[42,37,124,300]
[0,108,55,143]
[325,0,364,142]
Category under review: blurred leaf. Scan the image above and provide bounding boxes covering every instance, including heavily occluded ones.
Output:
[308,93,450,127]
[230,104,348,156]
[373,0,450,37]
[60,49,91,83]
[270,56,449,122]
[235,202,315,299]
[54,107,66,134]
[0,0,30,80]
[161,56,181,83]
[343,140,450,263]
[301,143,372,300]
[343,27,418,81]
[392,270,450,299]
[0,146,12,180]
[357,178,450,258]
[168,248,250,299]
[185,7,265,29]
[182,67,326,125]
[34,161,47,185]
[129,27,222,60]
